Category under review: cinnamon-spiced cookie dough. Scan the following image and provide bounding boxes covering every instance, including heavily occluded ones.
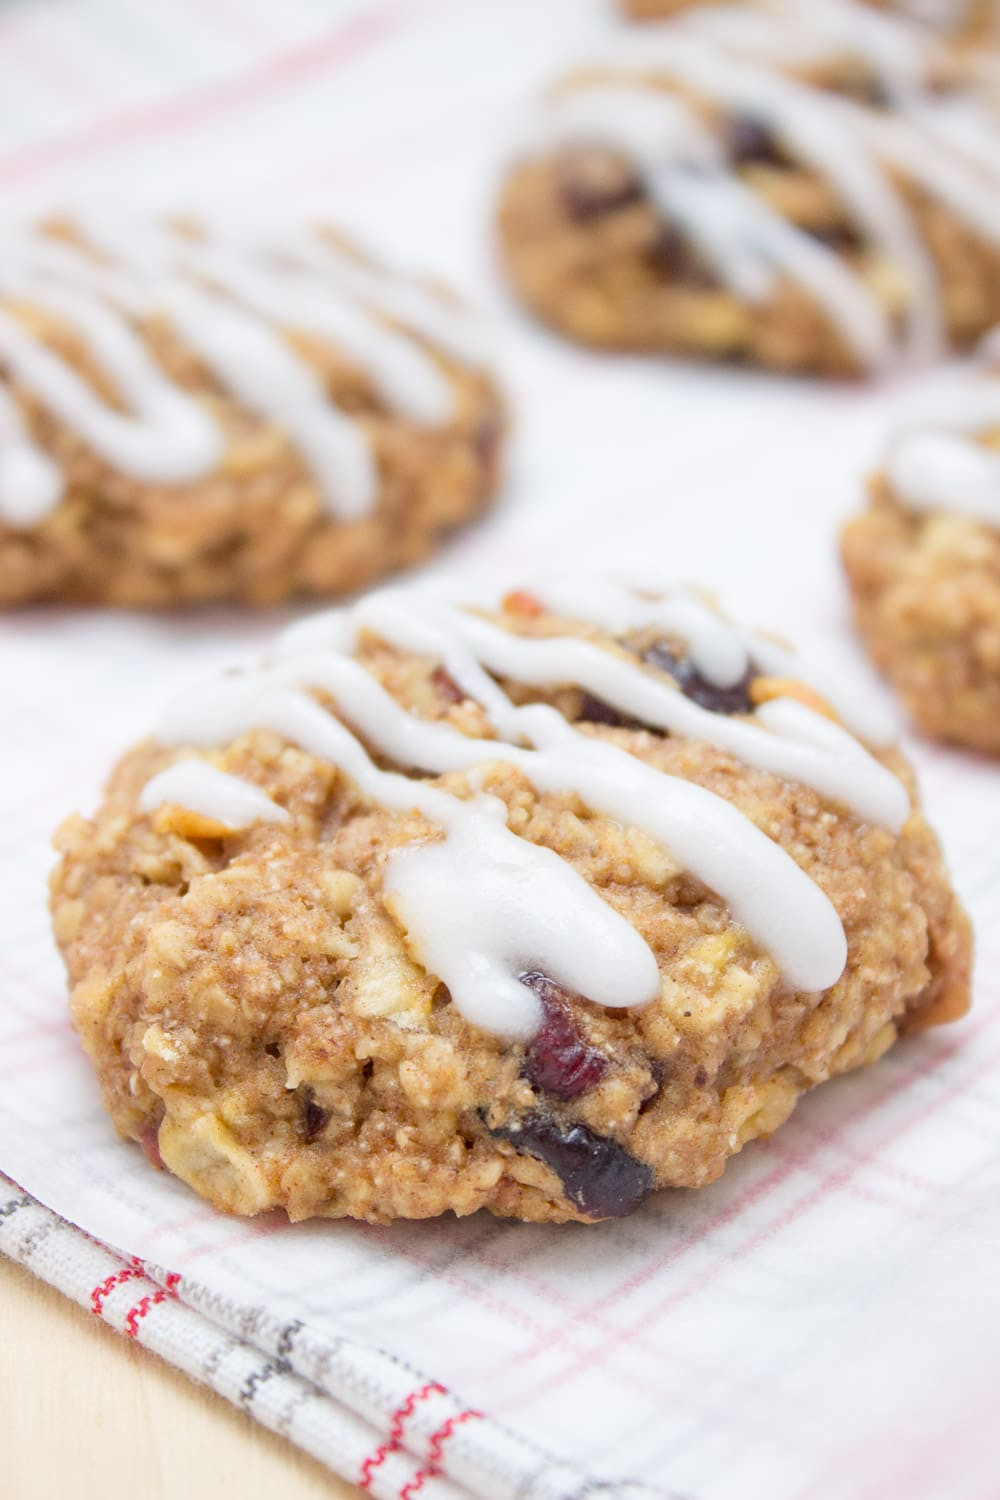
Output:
[0,219,504,607]
[842,360,1000,753]
[498,2,1000,374]
[51,576,971,1224]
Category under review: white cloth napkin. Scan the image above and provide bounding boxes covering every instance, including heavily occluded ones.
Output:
[2,1,999,1495]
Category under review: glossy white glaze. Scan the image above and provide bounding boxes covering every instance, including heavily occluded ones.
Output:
[886,379,1000,524]
[0,219,476,527]
[141,580,908,1034]
[524,1,1000,368]
[139,760,291,830]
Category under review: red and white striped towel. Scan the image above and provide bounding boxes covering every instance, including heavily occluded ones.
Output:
[2,1,999,1496]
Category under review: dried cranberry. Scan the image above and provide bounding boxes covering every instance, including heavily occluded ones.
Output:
[520,972,609,1100]
[489,1111,653,1219]
[846,71,889,108]
[644,641,754,716]
[638,1058,667,1115]
[560,155,643,220]
[805,221,861,252]
[432,664,465,704]
[474,413,504,472]
[576,693,639,730]
[300,1088,330,1143]
[726,114,783,166]
[645,222,713,287]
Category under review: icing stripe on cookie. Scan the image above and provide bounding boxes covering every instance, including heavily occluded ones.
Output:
[139,761,291,830]
[0,219,481,527]
[520,1,1000,368]
[139,580,902,1035]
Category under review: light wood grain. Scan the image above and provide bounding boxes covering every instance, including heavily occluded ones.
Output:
[0,1254,363,1499]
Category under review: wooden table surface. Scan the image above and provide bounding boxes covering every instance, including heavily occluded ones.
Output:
[0,1254,363,1499]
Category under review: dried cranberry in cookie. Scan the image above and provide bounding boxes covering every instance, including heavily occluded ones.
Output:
[488,1113,654,1220]
[725,113,784,166]
[558,148,645,220]
[519,973,610,1099]
[300,1089,332,1144]
[643,641,755,715]
[52,575,970,1224]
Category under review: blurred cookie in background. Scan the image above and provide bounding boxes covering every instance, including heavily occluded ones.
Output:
[842,340,1000,753]
[499,1,1000,374]
[0,218,504,607]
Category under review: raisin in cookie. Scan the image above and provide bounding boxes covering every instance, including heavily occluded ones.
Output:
[498,3,1000,374]
[842,356,1000,753]
[0,218,504,607]
[51,575,972,1224]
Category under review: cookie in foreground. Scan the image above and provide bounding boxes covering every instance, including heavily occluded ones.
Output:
[51,577,972,1223]
[497,2,1000,374]
[0,218,503,606]
[842,348,1000,753]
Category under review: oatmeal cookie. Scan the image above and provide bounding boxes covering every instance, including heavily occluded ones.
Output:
[51,576,971,1224]
[0,219,504,607]
[842,362,1000,752]
[498,3,1000,374]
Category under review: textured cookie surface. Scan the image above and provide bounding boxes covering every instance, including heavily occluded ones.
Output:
[842,366,1000,752]
[0,220,503,607]
[498,1,1000,375]
[51,577,972,1224]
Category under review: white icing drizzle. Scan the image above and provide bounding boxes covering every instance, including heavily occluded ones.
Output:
[854,107,1000,251]
[530,82,898,368]
[79,219,455,425]
[158,279,378,523]
[286,584,905,819]
[382,802,661,1038]
[672,0,932,104]
[153,680,662,1041]
[273,230,489,370]
[530,574,750,684]
[906,95,1000,186]
[140,578,916,1035]
[525,0,1000,367]
[522,574,896,743]
[890,0,983,32]
[885,377,1000,524]
[139,760,291,830]
[411,607,907,828]
[0,386,61,526]
[0,218,477,528]
[0,294,224,486]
